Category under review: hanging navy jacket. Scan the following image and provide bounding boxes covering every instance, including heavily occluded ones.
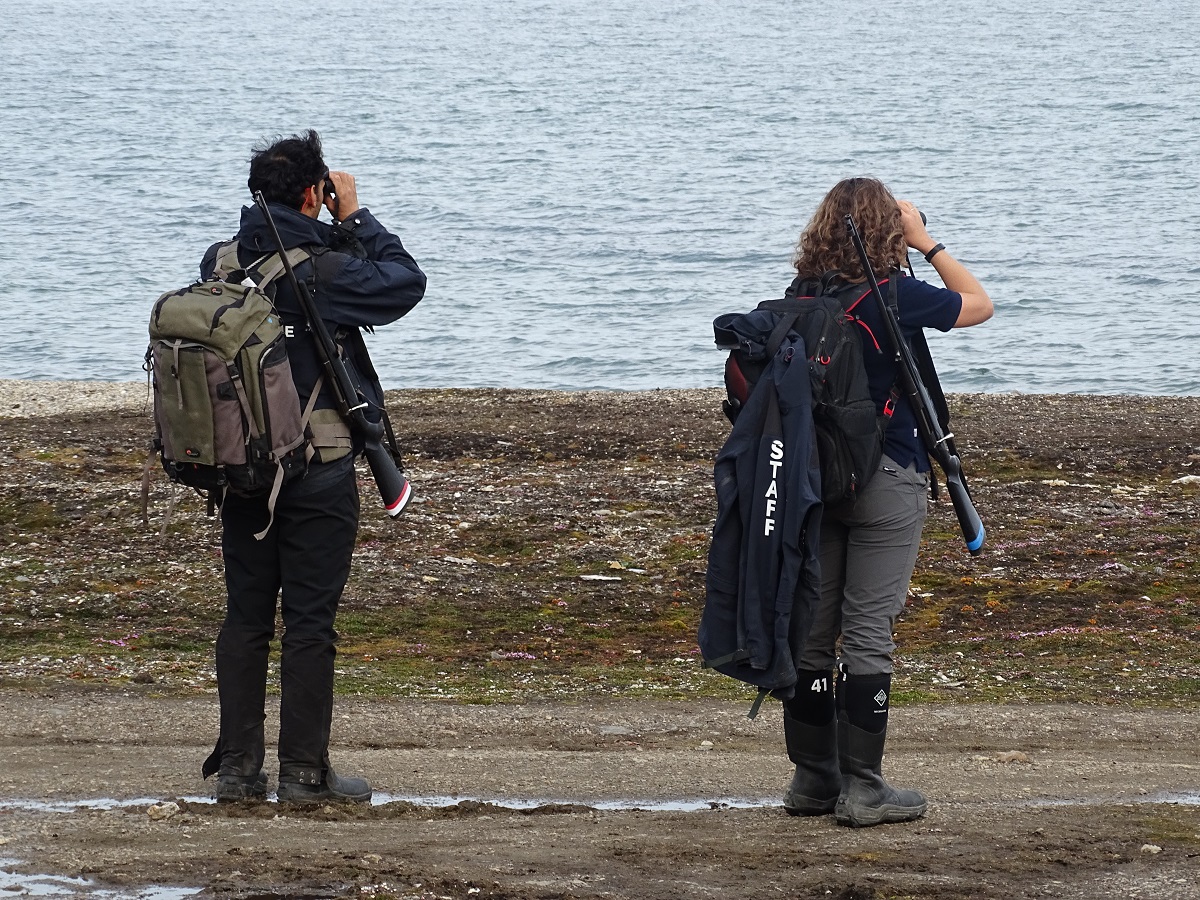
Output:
[699,311,823,701]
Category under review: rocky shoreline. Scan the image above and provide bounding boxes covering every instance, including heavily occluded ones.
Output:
[0,379,147,418]
[1,381,1197,703]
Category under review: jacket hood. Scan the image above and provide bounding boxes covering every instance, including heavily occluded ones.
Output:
[235,202,333,255]
[713,308,782,356]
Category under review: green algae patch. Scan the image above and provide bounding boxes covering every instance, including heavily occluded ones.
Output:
[1139,809,1200,848]
[1,391,1198,705]
[1,497,62,532]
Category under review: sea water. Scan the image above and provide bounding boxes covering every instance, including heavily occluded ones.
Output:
[1,0,1197,394]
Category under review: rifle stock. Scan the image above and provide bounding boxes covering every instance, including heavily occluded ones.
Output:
[364,433,412,515]
[844,214,984,555]
[941,454,985,553]
[252,192,412,518]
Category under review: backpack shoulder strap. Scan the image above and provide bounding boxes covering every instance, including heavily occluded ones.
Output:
[769,270,840,356]
[885,267,900,316]
[307,244,344,284]
[250,247,312,293]
[877,269,906,420]
[764,310,802,361]
[211,241,243,280]
[210,239,302,288]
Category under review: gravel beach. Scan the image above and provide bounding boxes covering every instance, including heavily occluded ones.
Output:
[0,379,147,418]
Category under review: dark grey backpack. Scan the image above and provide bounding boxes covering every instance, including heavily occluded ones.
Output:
[716,276,892,506]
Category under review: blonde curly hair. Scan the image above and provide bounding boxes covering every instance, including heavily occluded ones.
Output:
[793,177,908,281]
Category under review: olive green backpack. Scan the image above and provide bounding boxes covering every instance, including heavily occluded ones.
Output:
[142,245,318,537]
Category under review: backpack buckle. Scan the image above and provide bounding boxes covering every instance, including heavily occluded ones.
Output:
[883,397,896,418]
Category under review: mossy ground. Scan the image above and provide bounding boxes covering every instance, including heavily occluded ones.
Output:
[1,390,1197,708]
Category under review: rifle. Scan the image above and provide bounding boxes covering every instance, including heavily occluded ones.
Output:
[844,213,984,555]
[253,191,413,517]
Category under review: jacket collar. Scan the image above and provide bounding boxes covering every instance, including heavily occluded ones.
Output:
[236,201,332,254]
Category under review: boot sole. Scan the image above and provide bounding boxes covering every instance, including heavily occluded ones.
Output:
[215,774,268,803]
[216,784,267,802]
[783,794,838,816]
[835,800,927,827]
[216,790,266,802]
[276,787,372,804]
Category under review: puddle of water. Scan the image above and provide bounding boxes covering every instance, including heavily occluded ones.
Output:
[1029,791,1200,808]
[0,797,209,814]
[3,790,1196,816]
[0,859,199,898]
[1158,791,1200,806]
[0,793,779,813]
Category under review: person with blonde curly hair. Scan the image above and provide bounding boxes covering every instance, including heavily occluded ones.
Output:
[781,177,992,827]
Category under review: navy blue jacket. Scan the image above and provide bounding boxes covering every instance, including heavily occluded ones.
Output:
[200,202,426,432]
[699,312,823,701]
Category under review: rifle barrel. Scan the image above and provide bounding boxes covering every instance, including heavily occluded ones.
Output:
[844,214,984,555]
[252,192,412,517]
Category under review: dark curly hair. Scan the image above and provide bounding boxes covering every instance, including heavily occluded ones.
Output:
[793,177,908,281]
[247,130,327,210]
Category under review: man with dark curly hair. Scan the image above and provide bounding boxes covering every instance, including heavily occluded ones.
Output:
[199,130,426,804]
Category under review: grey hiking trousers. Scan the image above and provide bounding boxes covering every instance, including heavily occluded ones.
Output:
[798,454,929,676]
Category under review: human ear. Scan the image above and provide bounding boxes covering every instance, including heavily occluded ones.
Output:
[301,184,320,216]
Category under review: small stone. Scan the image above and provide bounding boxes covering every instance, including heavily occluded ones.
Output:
[698,740,714,751]
[147,801,180,821]
[1140,844,1162,854]
[996,750,1031,764]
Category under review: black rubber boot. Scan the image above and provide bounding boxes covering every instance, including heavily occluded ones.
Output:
[782,669,840,816]
[277,762,371,804]
[834,671,926,827]
[783,715,840,815]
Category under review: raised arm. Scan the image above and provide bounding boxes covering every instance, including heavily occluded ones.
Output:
[316,172,427,327]
[899,200,993,328]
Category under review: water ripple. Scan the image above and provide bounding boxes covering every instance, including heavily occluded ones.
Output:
[0,0,1197,394]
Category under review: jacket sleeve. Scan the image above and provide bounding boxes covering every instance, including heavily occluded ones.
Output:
[317,208,427,327]
[199,243,219,280]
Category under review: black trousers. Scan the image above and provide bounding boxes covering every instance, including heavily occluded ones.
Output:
[213,459,359,778]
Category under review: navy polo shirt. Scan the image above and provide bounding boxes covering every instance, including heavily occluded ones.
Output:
[841,273,962,472]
